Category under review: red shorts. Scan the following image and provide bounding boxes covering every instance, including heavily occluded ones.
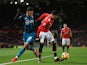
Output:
[37,26,49,38]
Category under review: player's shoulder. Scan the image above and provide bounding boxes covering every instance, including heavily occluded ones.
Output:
[24,15,33,20]
[42,13,50,16]
[62,28,65,30]
[67,27,71,30]
[18,13,25,19]
[43,13,50,15]
[23,14,28,19]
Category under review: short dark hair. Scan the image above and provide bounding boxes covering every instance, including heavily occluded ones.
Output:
[51,10,58,15]
[26,6,34,11]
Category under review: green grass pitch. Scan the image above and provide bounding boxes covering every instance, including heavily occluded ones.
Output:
[0,47,87,65]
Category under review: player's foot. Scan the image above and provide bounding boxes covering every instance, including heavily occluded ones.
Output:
[34,48,38,58]
[11,57,18,62]
[38,58,42,63]
[54,58,64,62]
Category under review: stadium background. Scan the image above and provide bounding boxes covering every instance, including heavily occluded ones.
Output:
[0,0,87,48]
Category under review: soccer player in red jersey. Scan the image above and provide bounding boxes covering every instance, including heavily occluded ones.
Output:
[60,23,72,52]
[37,10,63,63]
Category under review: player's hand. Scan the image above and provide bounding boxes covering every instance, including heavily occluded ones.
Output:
[35,20,38,22]
[43,23,46,26]
[48,23,52,28]
[35,19,41,22]
[17,8,21,14]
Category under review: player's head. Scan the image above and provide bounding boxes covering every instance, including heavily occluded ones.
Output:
[51,10,58,20]
[63,23,67,28]
[26,6,34,16]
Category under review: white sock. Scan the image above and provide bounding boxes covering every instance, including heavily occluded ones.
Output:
[54,57,57,59]
[16,56,18,58]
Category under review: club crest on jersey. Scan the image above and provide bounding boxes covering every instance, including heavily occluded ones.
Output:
[25,20,30,25]
[25,20,34,25]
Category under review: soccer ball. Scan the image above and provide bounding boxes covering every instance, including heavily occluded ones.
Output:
[61,52,70,59]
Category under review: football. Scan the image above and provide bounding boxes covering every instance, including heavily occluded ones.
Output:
[61,52,70,59]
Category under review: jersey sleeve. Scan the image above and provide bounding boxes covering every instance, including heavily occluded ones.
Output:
[37,13,50,21]
[13,8,24,22]
[14,13,25,22]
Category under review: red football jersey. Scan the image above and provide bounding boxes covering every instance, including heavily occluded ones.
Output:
[36,13,54,37]
[61,27,71,38]
[38,13,50,21]
[38,13,54,32]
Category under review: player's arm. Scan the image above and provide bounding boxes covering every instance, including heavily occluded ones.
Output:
[13,8,24,21]
[42,23,46,27]
[37,13,49,21]
[35,13,49,27]
[42,20,50,27]
[70,29,72,37]
[60,30,62,39]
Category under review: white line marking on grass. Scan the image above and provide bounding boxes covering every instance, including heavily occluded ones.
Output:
[0,55,52,65]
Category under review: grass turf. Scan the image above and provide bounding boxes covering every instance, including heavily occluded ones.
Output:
[0,47,87,65]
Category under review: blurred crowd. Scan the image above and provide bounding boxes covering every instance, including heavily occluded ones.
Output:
[0,30,87,48]
[0,30,23,48]
[71,31,87,46]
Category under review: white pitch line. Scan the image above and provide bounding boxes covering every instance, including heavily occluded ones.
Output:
[0,55,52,65]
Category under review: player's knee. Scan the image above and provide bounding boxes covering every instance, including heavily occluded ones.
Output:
[67,44,70,46]
[51,41,55,45]
[40,40,44,44]
[40,43,44,47]
[67,45,70,47]
[62,44,65,46]
[62,43,66,46]
[52,41,56,47]
[23,43,29,49]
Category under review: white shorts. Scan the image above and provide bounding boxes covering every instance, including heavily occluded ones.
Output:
[62,38,70,46]
[39,31,55,43]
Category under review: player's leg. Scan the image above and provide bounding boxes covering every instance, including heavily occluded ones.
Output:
[66,39,70,52]
[47,39,50,47]
[11,32,37,62]
[38,43,44,62]
[28,32,38,57]
[11,42,29,62]
[38,32,45,62]
[36,26,41,38]
[15,33,32,58]
[47,31,63,61]
[51,41,58,61]
[47,32,57,60]
[17,43,29,57]
[29,44,34,51]
[29,43,38,57]
[67,45,69,52]
[11,32,29,62]
[62,38,66,52]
